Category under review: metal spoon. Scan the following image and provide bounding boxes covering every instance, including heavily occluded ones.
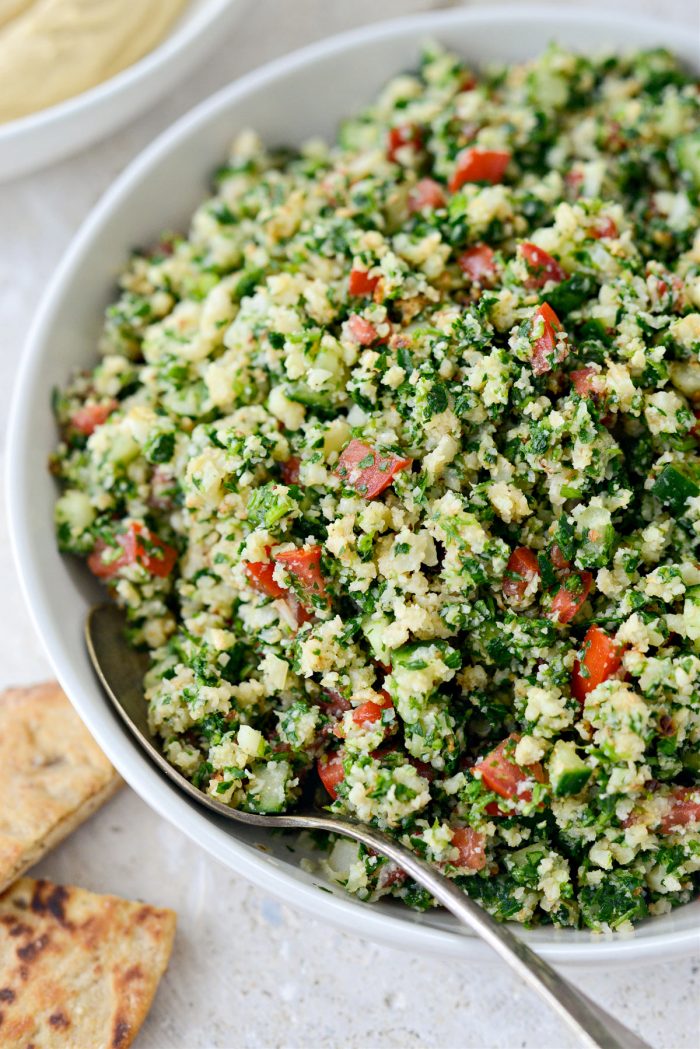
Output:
[86,602,649,1049]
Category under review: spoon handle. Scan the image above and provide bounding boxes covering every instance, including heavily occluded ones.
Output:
[292,812,650,1049]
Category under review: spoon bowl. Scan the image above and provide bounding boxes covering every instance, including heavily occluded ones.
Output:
[87,602,652,1049]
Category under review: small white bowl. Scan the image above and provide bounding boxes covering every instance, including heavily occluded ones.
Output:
[0,0,245,183]
[8,5,700,965]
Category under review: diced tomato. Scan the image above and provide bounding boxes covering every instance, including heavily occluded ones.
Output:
[459,72,477,91]
[565,169,584,196]
[549,571,593,624]
[571,366,602,398]
[317,752,345,799]
[87,538,130,580]
[571,625,624,703]
[502,547,540,602]
[70,399,118,436]
[275,545,327,600]
[352,691,393,726]
[387,123,422,162]
[408,178,445,213]
[348,268,380,297]
[691,410,700,438]
[550,544,572,571]
[530,302,567,376]
[244,560,287,599]
[378,862,407,889]
[473,733,546,803]
[336,438,412,499]
[458,244,497,285]
[449,148,511,192]
[280,457,301,485]
[591,216,618,239]
[347,314,379,345]
[450,827,487,871]
[88,522,177,580]
[660,787,700,833]
[520,242,566,288]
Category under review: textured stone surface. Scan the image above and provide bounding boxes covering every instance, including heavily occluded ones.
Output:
[2,1,699,1046]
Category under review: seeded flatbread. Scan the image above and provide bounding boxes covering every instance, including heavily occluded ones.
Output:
[0,876,176,1048]
[0,682,122,894]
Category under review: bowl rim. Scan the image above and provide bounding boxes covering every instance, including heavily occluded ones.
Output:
[8,3,700,965]
[0,0,237,143]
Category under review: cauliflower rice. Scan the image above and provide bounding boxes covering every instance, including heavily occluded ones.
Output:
[53,43,700,930]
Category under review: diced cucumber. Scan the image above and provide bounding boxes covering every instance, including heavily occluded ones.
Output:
[55,489,96,553]
[574,504,615,569]
[284,382,333,409]
[237,724,266,758]
[247,760,291,813]
[548,740,592,797]
[681,748,700,773]
[652,464,700,516]
[673,131,700,191]
[362,614,393,664]
[683,585,700,643]
[393,640,460,672]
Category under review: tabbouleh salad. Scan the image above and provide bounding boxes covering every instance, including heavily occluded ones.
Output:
[53,43,700,931]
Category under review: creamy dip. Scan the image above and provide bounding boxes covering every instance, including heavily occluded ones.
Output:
[0,0,188,122]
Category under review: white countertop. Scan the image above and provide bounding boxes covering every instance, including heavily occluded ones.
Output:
[1,1,699,1046]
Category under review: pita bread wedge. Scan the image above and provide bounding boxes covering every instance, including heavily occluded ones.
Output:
[0,876,176,1048]
[0,682,122,893]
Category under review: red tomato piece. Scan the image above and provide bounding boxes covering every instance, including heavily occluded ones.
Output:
[458,244,497,285]
[530,302,567,376]
[387,123,422,162]
[565,169,584,196]
[347,314,379,345]
[318,752,345,799]
[571,366,602,398]
[473,733,546,803]
[348,268,380,297]
[408,178,446,213]
[449,148,511,192]
[280,457,301,485]
[591,216,618,239]
[450,827,487,871]
[71,399,117,436]
[691,410,700,438]
[352,691,393,726]
[336,438,412,499]
[275,545,327,600]
[550,544,572,571]
[88,522,177,580]
[502,547,540,602]
[549,571,593,624]
[244,560,287,599]
[571,625,624,703]
[87,538,130,580]
[520,242,566,288]
[660,787,700,834]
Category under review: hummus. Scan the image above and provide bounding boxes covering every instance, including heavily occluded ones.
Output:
[0,0,188,122]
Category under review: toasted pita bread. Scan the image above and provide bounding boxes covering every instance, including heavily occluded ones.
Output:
[0,876,176,1048]
[0,682,122,894]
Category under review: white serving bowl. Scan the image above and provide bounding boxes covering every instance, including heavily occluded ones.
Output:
[0,0,245,183]
[8,5,700,966]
